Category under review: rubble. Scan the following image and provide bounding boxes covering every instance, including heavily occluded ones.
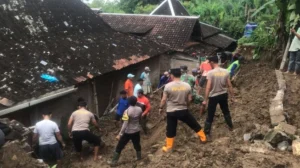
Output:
[274,122,297,136]
[264,130,291,147]
[292,139,300,156]
[277,141,289,151]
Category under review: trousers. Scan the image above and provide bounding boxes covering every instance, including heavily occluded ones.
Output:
[204,93,233,134]
[166,109,202,138]
[115,131,141,154]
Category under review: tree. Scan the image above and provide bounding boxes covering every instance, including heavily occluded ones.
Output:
[119,0,161,13]
[89,0,124,13]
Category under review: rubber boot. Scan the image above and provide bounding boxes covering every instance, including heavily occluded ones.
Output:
[136,151,142,160]
[162,137,174,152]
[204,122,212,142]
[107,152,120,167]
[197,129,207,143]
[224,115,233,131]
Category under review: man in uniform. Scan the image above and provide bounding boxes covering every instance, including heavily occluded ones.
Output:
[159,68,206,152]
[203,56,234,140]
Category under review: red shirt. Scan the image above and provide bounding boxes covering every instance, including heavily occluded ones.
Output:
[137,96,151,115]
[124,79,134,97]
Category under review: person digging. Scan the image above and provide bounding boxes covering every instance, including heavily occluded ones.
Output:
[108,96,143,166]
[159,68,207,152]
[203,56,235,141]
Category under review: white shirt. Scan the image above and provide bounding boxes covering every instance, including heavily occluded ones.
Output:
[34,120,59,145]
[134,84,142,97]
[289,28,300,52]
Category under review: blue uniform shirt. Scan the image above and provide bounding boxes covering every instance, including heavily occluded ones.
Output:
[117,98,129,116]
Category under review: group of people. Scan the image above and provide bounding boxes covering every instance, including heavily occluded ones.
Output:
[33,100,102,167]
[31,50,243,167]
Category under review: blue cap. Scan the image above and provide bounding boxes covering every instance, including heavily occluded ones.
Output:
[127,73,135,78]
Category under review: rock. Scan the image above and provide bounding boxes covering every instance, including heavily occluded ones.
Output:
[182,160,190,168]
[270,115,286,126]
[20,142,31,153]
[264,130,290,147]
[244,133,252,142]
[214,137,230,146]
[11,155,17,161]
[274,122,296,135]
[277,141,289,151]
[292,139,300,156]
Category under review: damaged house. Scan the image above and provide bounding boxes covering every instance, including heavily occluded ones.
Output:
[0,0,169,132]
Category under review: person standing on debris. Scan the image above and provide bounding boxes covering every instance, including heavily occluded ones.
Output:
[159,68,207,152]
[108,96,143,166]
[136,89,151,135]
[158,71,170,89]
[203,56,234,140]
[68,101,101,161]
[115,90,129,128]
[33,111,65,167]
[198,57,213,94]
[227,56,245,78]
[134,78,144,97]
[125,74,135,97]
[140,67,152,95]
[180,65,195,89]
[286,28,300,75]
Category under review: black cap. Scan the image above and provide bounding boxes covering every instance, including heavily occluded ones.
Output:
[120,90,127,94]
[78,101,87,107]
[180,65,188,71]
[208,56,218,63]
[137,89,144,94]
[138,78,144,82]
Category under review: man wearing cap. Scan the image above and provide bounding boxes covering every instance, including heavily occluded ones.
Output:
[136,89,151,135]
[134,78,144,97]
[140,67,152,95]
[203,56,234,140]
[180,65,195,89]
[125,74,135,97]
[159,68,207,152]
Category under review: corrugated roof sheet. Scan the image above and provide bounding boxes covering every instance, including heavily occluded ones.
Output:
[200,22,222,39]
[0,0,167,106]
[101,14,199,50]
[203,34,237,51]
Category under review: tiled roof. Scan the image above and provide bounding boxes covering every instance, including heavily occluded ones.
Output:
[0,0,167,107]
[150,0,190,16]
[148,0,236,51]
[101,14,199,50]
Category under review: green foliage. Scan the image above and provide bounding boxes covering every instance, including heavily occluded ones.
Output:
[89,0,124,13]
[134,3,157,14]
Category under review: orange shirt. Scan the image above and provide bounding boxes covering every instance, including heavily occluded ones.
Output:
[137,96,151,115]
[124,79,134,97]
[200,62,212,76]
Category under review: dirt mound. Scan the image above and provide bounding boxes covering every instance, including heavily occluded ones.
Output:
[284,74,300,129]
[0,141,48,168]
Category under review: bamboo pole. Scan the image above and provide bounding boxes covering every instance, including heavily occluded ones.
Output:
[279,35,292,71]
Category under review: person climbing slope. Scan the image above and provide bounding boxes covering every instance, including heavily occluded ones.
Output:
[108,96,143,166]
[136,89,151,135]
[227,56,245,78]
[203,56,234,141]
[159,68,206,152]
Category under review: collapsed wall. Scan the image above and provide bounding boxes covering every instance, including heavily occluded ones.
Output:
[0,0,166,104]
